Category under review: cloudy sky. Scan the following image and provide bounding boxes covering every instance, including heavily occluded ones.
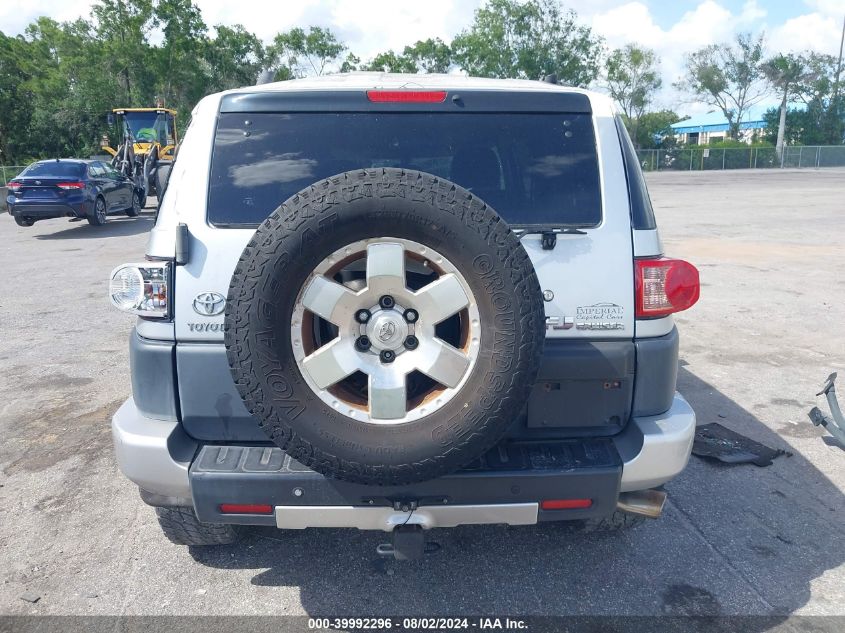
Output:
[1,0,843,111]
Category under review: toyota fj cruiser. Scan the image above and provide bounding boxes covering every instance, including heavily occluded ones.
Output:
[109,74,700,559]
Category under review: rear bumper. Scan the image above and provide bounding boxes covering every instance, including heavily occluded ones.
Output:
[111,393,696,528]
[10,202,87,219]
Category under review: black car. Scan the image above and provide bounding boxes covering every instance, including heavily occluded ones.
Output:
[6,159,144,227]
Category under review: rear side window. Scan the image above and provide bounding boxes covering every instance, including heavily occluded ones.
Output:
[207,112,601,227]
[615,116,656,230]
[21,162,85,178]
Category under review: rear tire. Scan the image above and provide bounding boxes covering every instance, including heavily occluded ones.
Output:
[125,191,142,217]
[87,197,107,226]
[155,507,241,546]
[14,216,34,227]
[225,168,545,486]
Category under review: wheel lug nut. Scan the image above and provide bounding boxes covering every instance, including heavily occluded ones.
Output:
[379,295,395,309]
[355,309,371,323]
[355,336,371,351]
[404,309,419,323]
[380,350,396,363]
[404,335,419,350]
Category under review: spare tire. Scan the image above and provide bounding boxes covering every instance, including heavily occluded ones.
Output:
[225,168,544,485]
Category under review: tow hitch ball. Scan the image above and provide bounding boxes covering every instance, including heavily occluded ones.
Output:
[377,525,440,561]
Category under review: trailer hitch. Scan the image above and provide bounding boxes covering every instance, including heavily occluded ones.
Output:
[377,524,441,560]
[809,372,845,447]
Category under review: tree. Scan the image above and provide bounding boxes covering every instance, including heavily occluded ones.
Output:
[761,53,811,159]
[676,33,768,140]
[363,50,418,73]
[451,0,602,86]
[204,24,265,91]
[0,33,31,163]
[92,0,155,105]
[364,38,451,74]
[796,52,845,145]
[629,110,682,149]
[604,44,661,147]
[339,52,360,73]
[404,38,452,74]
[269,26,346,78]
[154,0,207,111]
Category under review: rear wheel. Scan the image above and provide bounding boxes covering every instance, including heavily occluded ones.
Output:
[125,191,142,217]
[155,507,241,546]
[87,197,107,226]
[14,216,34,227]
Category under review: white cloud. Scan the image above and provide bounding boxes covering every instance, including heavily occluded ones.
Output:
[590,1,743,112]
[770,11,843,54]
[189,0,481,61]
[804,0,845,18]
[0,0,95,34]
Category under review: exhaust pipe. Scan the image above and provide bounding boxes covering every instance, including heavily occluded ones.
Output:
[617,489,667,519]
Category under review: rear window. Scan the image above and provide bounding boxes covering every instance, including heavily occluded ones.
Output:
[207,112,601,227]
[21,162,85,178]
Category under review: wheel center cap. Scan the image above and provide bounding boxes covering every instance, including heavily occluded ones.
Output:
[366,311,408,351]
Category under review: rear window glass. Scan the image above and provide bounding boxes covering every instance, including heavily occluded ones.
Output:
[21,162,85,178]
[208,112,601,227]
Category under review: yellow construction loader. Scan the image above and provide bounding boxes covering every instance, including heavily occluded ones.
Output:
[102,107,177,205]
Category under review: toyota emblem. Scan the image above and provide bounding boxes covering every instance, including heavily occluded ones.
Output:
[192,291,226,316]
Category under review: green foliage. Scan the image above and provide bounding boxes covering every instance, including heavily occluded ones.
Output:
[451,0,602,86]
[2,0,840,166]
[204,25,265,93]
[675,33,767,139]
[625,110,682,150]
[363,50,419,73]
[761,52,845,146]
[269,26,346,78]
[405,38,452,74]
[604,44,661,120]
[704,138,771,148]
[0,1,352,163]
[605,44,661,147]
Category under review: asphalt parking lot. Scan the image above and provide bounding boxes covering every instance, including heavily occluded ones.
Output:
[0,169,843,618]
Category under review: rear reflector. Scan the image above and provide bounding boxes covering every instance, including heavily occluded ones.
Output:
[635,257,700,318]
[541,499,593,510]
[219,503,273,515]
[366,90,447,103]
[56,181,85,190]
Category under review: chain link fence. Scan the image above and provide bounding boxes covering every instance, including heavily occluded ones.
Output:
[1,166,27,185]
[635,146,845,172]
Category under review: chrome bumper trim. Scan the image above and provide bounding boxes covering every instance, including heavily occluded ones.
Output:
[275,503,539,531]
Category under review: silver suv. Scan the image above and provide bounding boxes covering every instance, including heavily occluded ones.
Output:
[109,74,700,559]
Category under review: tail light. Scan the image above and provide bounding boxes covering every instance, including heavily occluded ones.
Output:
[366,90,448,103]
[109,263,170,318]
[56,181,84,190]
[6,181,22,192]
[635,258,700,318]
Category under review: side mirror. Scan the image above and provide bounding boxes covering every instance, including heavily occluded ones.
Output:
[107,113,115,126]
